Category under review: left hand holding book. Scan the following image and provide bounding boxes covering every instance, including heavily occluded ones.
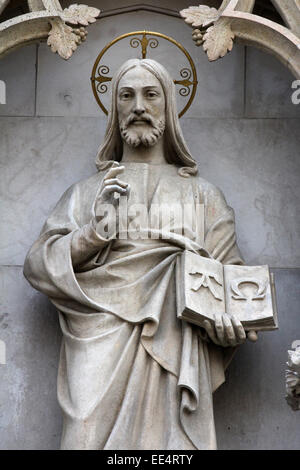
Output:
[203,313,247,347]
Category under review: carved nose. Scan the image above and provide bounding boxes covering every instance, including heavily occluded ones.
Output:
[133,95,145,116]
[133,107,145,116]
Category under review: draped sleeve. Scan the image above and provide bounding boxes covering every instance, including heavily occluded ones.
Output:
[201,181,244,265]
[23,172,115,311]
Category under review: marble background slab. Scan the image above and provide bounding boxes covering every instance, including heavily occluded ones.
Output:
[0,1,299,450]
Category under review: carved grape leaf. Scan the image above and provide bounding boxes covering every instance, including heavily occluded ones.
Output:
[180,5,219,28]
[203,18,235,61]
[61,3,100,26]
[47,19,81,60]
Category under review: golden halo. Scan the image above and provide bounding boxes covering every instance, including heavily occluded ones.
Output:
[90,30,198,118]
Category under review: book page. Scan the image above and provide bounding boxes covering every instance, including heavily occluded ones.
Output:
[183,252,225,322]
[223,265,274,326]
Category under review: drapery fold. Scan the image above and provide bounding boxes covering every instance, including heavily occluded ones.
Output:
[24,163,243,449]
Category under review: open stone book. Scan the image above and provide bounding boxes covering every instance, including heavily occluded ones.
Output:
[177,251,278,331]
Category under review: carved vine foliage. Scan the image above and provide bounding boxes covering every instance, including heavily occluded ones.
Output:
[48,4,99,59]
[180,0,300,78]
[286,346,300,411]
[181,2,245,60]
[48,20,87,60]
[0,1,100,59]
[181,4,234,61]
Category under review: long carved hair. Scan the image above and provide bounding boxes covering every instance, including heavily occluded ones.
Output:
[95,58,198,177]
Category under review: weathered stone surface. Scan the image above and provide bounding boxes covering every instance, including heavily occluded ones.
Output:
[0,45,36,117]
[0,116,105,265]
[181,117,300,267]
[0,266,62,450]
[246,47,300,118]
[214,268,300,450]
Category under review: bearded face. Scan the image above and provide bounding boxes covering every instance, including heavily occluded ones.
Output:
[117,65,166,149]
[119,113,165,148]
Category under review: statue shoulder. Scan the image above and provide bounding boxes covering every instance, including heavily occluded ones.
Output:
[71,171,105,195]
[47,171,105,224]
[62,171,105,205]
[193,175,228,207]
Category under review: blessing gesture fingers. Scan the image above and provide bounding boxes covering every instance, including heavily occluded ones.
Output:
[92,163,131,237]
[98,163,130,206]
[203,313,246,347]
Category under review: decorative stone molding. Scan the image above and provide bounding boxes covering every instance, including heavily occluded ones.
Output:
[180,0,300,79]
[1,1,299,75]
[286,345,300,411]
[0,1,100,59]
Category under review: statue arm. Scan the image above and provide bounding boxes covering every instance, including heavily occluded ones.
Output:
[203,183,244,266]
[23,179,113,298]
[70,218,114,268]
[201,182,246,348]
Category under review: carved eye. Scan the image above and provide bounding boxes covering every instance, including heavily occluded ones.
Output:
[121,92,131,99]
[147,91,158,98]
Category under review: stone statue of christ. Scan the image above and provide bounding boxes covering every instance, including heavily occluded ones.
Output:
[24,58,246,450]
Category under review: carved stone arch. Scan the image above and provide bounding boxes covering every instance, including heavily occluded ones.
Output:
[0,0,100,59]
[180,0,300,78]
[2,1,299,77]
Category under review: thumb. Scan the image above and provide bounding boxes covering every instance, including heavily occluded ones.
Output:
[247,330,258,342]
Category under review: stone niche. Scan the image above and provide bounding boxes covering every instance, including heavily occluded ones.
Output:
[0,0,299,450]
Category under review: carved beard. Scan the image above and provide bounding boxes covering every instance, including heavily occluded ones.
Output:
[119,114,165,148]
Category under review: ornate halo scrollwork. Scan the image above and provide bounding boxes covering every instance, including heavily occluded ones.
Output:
[129,33,159,58]
[93,65,112,114]
[96,65,111,92]
[91,31,198,118]
[175,68,193,97]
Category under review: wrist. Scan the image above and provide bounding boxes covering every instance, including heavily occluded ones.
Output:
[71,222,116,267]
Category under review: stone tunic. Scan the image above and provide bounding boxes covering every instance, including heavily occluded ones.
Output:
[24,162,243,450]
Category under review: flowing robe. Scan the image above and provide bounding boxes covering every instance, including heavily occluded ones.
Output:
[24,162,243,450]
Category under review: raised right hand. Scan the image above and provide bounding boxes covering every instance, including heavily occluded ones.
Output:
[95,163,130,208]
[92,163,130,237]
